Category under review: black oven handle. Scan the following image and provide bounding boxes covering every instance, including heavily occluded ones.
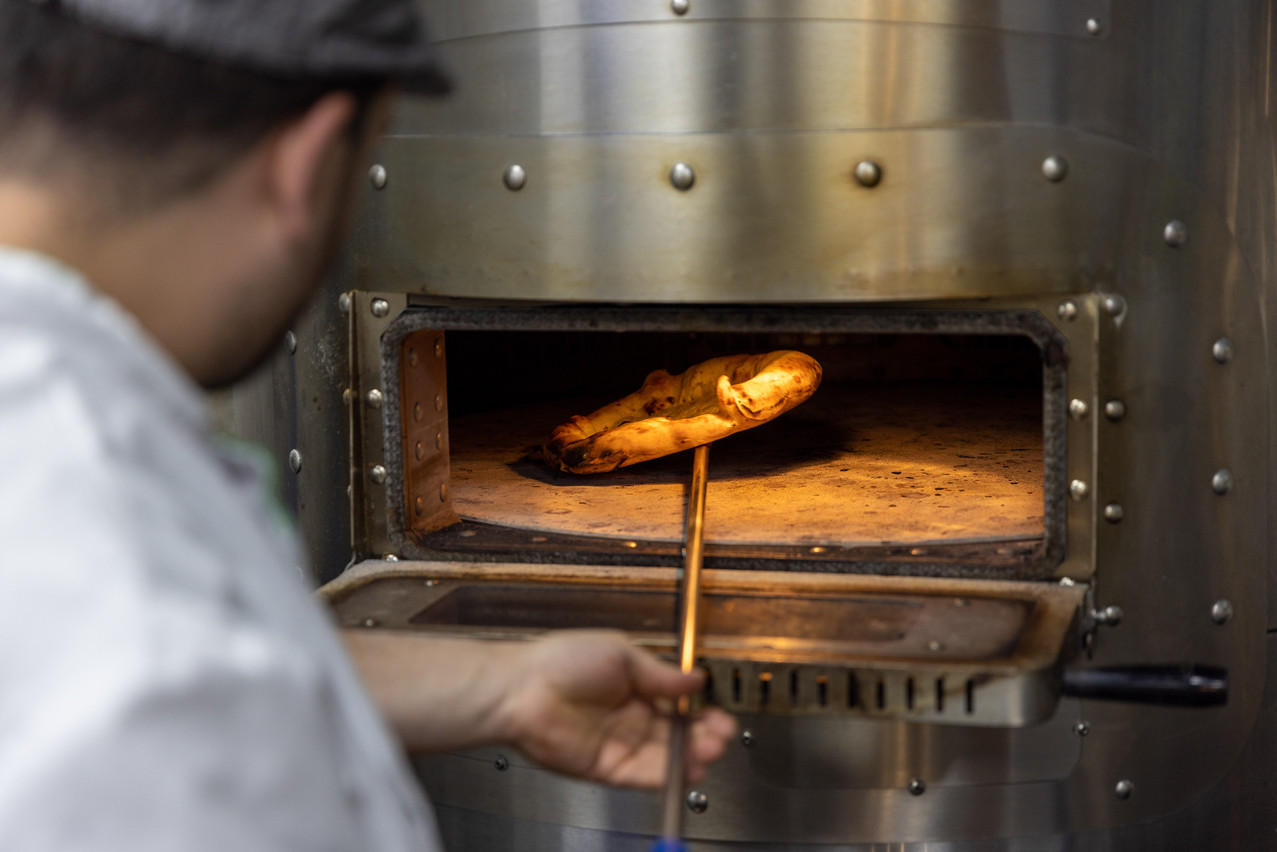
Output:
[1061,664,1229,707]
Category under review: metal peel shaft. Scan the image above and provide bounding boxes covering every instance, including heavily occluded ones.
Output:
[658,443,711,845]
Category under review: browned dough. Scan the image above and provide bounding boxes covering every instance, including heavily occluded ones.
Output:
[543,351,823,474]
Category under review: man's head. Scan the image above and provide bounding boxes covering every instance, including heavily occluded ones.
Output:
[0,0,447,387]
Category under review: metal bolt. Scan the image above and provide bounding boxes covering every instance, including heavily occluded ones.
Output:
[370,298,390,318]
[284,331,297,354]
[1163,220,1188,247]
[1102,294,1127,317]
[368,164,388,190]
[686,791,709,814]
[440,483,449,502]
[1069,479,1089,500]
[1115,779,1134,800]
[369,464,387,485]
[908,778,926,796]
[1075,721,1090,737]
[434,338,444,358]
[740,730,755,747]
[383,554,399,562]
[1069,399,1090,420]
[809,546,827,554]
[363,617,379,628]
[1093,605,1124,626]
[342,388,353,406]
[366,388,383,409]
[414,497,424,516]
[413,402,423,422]
[1086,17,1103,35]
[1104,399,1127,421]
[624,541,639,548]
[435,432,444,450]
[434,393,444,412]
[1104,503,1125,523]
[494,755,509,772]
[669,162,696,191]
[928,640,944,652]
[1042,155,1069,182]
[1212,338,1235,364]
[1212,469,1234,495]
[854,160,883,187]
[288,449,302,474]
[503,164,527,191]
[670,0,690,14]
[1057,300,1079,321]
[338,292,352,314]
[1211,599,1234,624]
[414,441,425,461]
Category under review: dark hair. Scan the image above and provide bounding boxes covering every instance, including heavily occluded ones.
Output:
[0,0,386,209]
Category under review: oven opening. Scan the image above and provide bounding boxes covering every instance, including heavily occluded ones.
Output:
[388,307,1066,579]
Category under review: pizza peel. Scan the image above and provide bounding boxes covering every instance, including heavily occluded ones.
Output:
[653,442,711,852]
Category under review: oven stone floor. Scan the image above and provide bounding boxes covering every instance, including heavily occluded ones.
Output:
[447,383,1044,547]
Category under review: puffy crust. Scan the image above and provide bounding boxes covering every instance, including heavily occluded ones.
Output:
[543,351,823,474]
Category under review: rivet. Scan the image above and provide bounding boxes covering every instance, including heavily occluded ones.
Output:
[434,394,444,412]
[1104,399,1126,421]
[1211,599,1234,624]
[459,529,477,538]
[439,483,448,502]
[363,617,379,628]
[284,331,297,354]
[435,337,444,358]
[424,579,438,586]
[1069,479,1089,500]
[1057,300,1079,321]
[414,497,424,516]
[740,730,755,747]
[1212,338,1234,363]
[503,164,527,191]
[854,160,883,187]
[1163,220,1188,247]
[369,464,387,485]
[1075,721,1090,737]
[908,778,926,796]
[671,0,690,14]
[531,535,548,543]
[383,554,399,562]
[954,597,969,607]
[342,388,353,406]
[1086,17,1103,35]
[928,640,944,652]
[414,441,425,461]
[413,402,424,422]
[288,449,302,474]
[624,541,639,549]
[494,755,509,772]
[1212,469,1233,495]
[370,298,390,318]
[1104,503,1124,523]
[369,164,388,190]
[435,431,444,450]
[1041,155,1069,182]
[1094,605,1123,626]
[407,348,418,367]
[686,791,709,814]
[809,546,826,554]
[1069,399,1090,420]
[1115,779,1134,800]
[338,292,352,314]
[1102,294,1126,316]
[669,162,696,191]
[366,388,383,409]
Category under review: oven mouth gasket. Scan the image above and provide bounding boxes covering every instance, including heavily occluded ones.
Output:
[372,302,1070,581]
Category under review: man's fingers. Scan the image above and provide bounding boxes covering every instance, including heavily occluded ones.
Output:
[623,643,707,699]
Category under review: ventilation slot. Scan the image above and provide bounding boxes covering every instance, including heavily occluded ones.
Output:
[905,677,916,711]
[847,673,860,709]
[875,678,886,710]
[965,679,976,714]
[789,670,800,706]
[731,668,742,704]
[816,675,829,708]
[935,677,946,713]
[759,671,773,708]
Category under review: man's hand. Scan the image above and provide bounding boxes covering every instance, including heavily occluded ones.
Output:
[343,629,737,790]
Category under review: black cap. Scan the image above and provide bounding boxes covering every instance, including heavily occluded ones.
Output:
[30,0,450,94]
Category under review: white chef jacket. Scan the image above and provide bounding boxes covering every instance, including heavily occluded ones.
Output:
[0,246,442,851]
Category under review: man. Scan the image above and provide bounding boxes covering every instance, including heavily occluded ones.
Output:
[0,0,736,849]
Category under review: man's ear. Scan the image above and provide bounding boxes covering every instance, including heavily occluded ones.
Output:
[260,92,358,245]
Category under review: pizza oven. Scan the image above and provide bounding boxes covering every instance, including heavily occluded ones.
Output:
[216,0,1277,849]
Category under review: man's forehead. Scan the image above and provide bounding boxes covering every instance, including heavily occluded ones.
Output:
[19,0,450,93]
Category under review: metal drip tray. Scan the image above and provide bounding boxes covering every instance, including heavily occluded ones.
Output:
[323,561,1084,727]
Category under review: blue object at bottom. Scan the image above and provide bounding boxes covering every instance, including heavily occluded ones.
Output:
[650,840,688,852]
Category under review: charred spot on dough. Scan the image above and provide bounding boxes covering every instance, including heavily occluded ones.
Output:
[644,395,676,416]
